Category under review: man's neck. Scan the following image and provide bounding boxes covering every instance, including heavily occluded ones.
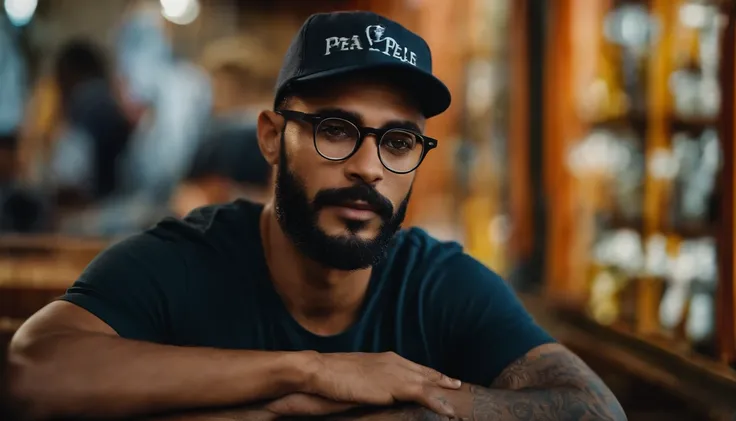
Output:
[260,204,373,336]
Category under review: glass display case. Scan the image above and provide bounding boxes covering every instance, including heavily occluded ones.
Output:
[545,0,735,365]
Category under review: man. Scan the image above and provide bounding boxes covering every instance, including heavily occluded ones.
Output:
[6,11,626,421]
[61,4,213,236]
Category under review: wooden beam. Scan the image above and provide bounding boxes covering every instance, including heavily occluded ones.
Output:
[507,0,533,260]
[716,0,736,365]
[543,0,604,304]
[636,0,678,335]
[544,0,575,299]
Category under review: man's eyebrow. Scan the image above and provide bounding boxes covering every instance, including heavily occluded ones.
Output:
[314,108,422,133]
[386,120,422,133]
[314,107,362,124]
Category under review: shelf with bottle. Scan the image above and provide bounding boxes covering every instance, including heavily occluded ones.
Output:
[545,0,736,366]
[635,0,726,361]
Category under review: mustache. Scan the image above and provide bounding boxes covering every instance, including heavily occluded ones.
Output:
[312,183,394,221]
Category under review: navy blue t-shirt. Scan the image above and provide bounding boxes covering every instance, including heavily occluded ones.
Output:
[61,200,553,385]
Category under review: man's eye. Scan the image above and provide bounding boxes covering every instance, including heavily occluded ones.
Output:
[322,126,348,137]
[387,139,411,150]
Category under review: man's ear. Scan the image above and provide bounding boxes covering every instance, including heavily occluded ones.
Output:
[257,110,282,166]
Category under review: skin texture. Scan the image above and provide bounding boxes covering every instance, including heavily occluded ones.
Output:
[147,79,626,420]
[254,77,424,337]
[5,77,625,421]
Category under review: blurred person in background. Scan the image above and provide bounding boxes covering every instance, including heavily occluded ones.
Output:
[171,125,272,217]
[59,3,211,235]
[114,2,211,201]
[170,37,277,216]
[49,39,133,205]
[0,15,48,233]
[0,15,25,144]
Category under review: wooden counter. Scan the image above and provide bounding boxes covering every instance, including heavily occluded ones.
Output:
[0,235,109,325]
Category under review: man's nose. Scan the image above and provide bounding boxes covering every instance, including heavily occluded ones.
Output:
[343,135,384,185]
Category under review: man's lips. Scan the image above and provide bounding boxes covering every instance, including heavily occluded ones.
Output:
[329,201,379,221]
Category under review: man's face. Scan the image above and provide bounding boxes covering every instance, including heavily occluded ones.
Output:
[266,79,424,270]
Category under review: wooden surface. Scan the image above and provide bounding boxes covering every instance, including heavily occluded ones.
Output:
[0,234,109,253]
[0,236,108,321]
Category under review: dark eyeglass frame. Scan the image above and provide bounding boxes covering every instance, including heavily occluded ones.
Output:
[276,109,437,174]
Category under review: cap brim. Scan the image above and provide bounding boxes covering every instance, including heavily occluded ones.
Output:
[290,62,451,118]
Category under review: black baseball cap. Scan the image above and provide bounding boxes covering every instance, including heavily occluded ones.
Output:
[274,11,451,118]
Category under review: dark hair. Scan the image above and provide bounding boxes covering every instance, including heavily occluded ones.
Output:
[54,39,108,104]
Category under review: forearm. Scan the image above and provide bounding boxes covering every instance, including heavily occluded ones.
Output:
[142,385,625,421]
[443,383,627,421]
[154,381,625,421]
[148,404,436,421]
[8,332,315,420]
[143,403,278,421]
[324,384,626,421]
[321,405,442,421]
[322,381,626,421]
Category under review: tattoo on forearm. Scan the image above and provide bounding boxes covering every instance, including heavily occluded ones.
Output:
[468,344,627,421]
[466,383,623,421]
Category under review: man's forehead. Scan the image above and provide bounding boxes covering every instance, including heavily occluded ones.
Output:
[293,79,425,127]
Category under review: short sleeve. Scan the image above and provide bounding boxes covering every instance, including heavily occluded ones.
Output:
[427,253,555,385]
[59,232,186,342]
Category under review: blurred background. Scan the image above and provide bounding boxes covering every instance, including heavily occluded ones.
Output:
[1,0,736,419]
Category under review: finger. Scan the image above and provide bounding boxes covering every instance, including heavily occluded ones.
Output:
[402,385,455,418]
[400,361,461,389]
[392,354,460,385]
[418,367,462,389]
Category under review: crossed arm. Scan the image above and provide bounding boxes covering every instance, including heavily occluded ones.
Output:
[439,343,626,421]
[155,343,626,421]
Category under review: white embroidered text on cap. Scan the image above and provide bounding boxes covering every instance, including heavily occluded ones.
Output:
[324,25,418,66]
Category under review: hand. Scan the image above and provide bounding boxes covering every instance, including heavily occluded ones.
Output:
[308,352,461,417]
[266,393,357,417]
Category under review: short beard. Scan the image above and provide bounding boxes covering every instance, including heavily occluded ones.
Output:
[273,136,410,271]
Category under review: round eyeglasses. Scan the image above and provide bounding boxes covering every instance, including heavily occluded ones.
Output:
[277,110,437,174]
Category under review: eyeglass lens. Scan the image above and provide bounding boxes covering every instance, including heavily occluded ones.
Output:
[314,118,425,173]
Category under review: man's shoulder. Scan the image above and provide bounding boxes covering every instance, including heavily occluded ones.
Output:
[389,227,464,269]
[382,227,472,286]
[385,227,507,294]
[150,200,262,252]
[84,200,262,271]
